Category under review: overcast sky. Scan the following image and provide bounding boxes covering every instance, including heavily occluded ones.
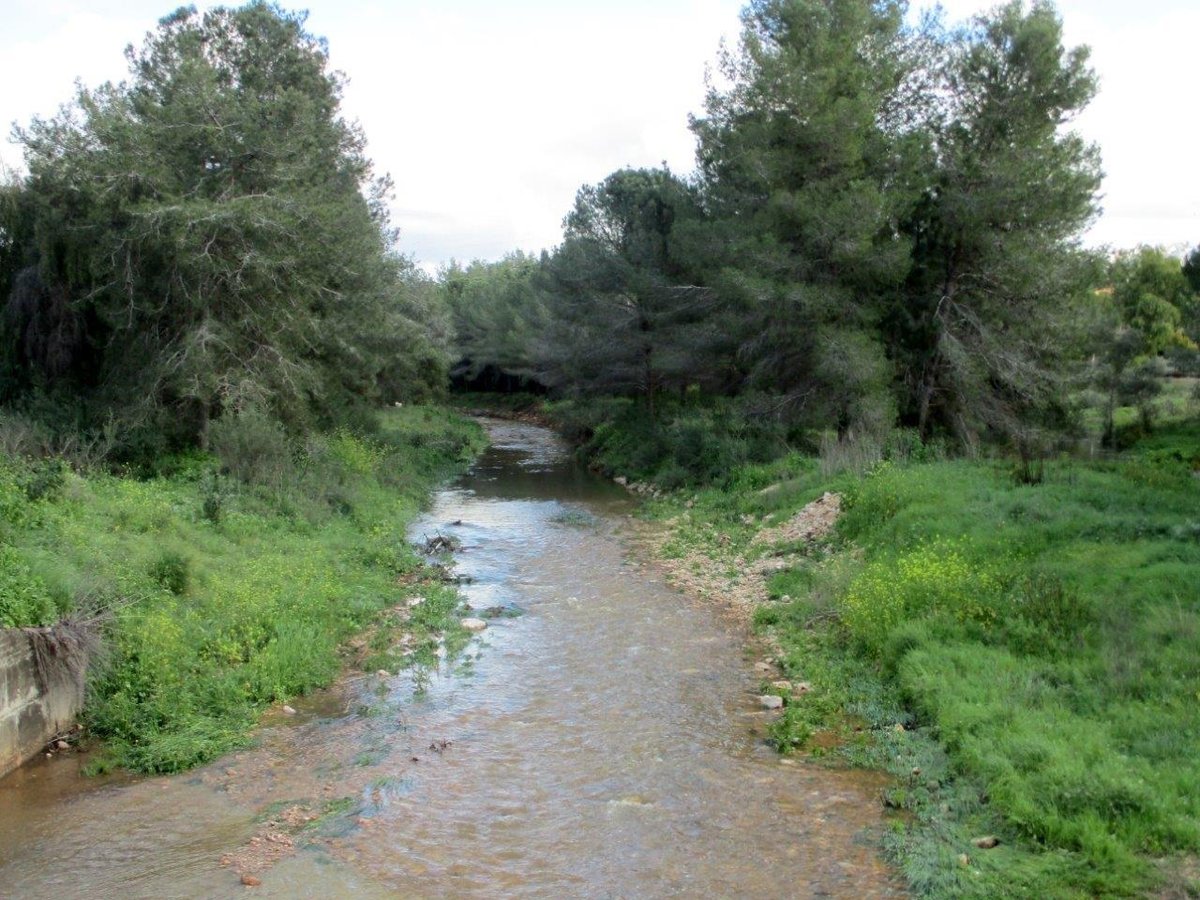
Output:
[1,1,1196,270]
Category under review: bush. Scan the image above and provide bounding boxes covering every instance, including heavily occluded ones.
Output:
[839,540,1004,654]
[149,551,190,595]
[209,407,293,487]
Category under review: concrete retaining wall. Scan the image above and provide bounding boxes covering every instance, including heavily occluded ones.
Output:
[0,629,85,778]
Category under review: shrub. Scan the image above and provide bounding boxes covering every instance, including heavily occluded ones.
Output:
[837,462,904,540]
[209,407,293,487]
[149,551,190,595]
[840,540,1004,654]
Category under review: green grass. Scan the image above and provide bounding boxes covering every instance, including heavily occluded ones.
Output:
[617,413,1200,897]
[0,406,485,773]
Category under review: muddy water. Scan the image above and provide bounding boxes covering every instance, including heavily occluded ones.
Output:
[0,419,902,898]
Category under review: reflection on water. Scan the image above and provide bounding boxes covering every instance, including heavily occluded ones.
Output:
[0,418,902,898]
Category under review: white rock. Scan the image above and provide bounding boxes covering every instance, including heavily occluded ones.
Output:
[460,618,488,632]
[281,705,297,716]
[407,597,425,608]
[758,695,784,710]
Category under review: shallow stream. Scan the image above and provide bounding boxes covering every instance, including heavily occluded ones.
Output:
[0,419,901,898]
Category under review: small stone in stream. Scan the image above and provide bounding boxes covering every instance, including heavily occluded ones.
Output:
[759,695,785,710]
[225,767,237,776]
[973,836,1000,849]
[771,680,792,692]
[281,705,296,716]
[241,875,262,887]
[460,617,488,632]
[55,739,70,750]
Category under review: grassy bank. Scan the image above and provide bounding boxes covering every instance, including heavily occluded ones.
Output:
[529,395,1199,897]
[0,406,486,773]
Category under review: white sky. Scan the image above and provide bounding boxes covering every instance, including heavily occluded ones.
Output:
[0,0,1196,269]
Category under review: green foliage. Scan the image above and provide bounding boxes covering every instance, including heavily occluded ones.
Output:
[209,406,292,487]
[0,545,58,627]
[546,396,788,487]
[148,550,190,596]
[1110,247,1197,355]
[442,252,548,390]
[840,540,1005,655]
[0,405,484,772]
[2,3,450,455]
[625,411,1200,896]
[475,0,1107,454]
[539,168,729,407]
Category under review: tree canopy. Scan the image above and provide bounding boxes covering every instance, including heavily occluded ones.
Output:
[1,2,447,454]
[448,0,1109,451]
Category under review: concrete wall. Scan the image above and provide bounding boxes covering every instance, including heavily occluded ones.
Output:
[0,629,85,778]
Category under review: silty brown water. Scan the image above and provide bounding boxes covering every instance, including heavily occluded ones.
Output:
[0,419,903,898]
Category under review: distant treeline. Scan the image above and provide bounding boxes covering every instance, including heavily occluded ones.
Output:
[444,0,1200,451]
[0,3,450,462]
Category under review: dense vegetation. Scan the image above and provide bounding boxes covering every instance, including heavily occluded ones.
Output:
[0,3,450,461]
[1,407,484,772]
[444,1,1198,461]
[506,384,1196,897]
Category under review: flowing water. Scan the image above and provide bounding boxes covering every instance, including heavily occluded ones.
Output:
[0,420,902,898]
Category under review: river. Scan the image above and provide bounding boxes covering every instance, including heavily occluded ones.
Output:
[0,419,901,898]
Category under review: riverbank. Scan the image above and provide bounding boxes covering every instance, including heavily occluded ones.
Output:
[0,406,486,775]
[0,417,903,897]
[524,397,1200,898]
